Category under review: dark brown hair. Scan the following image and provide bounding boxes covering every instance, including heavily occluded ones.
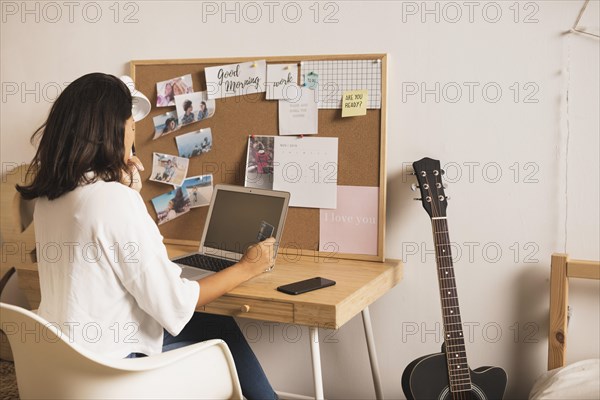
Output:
[17,73,132,200]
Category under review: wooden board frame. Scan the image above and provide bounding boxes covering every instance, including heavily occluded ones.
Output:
[130,54,387,262]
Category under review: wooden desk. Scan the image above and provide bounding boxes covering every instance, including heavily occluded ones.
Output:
[15,245,402,399]
[169,244,402,399]
[167,245,402,328]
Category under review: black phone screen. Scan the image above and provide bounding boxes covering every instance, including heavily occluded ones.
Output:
[277,277,336,295]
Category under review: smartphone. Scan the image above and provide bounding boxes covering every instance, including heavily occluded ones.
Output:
[277,277,336,295]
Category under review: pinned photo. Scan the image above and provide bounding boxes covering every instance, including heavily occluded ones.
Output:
[152,111,180,140]
[156,74,193,107]
[175,128,212,158]
[151,186,191,225]
[244,135,274,190]
[174,91,216,126]
[150,152,189,187]
[178,174,213,208]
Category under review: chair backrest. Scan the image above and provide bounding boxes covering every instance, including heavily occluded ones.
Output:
[0,302,243,399]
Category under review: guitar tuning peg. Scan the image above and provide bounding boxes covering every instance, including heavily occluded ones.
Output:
[443,183,448,189]
[441,169,445,175]
[413,197,422,201]
[446,196,451,201]
[410,183,419,191]
[408,172,416,176]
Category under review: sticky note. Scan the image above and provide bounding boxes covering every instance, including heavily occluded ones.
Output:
[341,90,368,117]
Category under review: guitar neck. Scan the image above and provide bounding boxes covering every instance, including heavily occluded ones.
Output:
[431,217,473,393]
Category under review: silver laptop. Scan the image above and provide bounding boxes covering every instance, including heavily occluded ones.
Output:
[172,184,290,280]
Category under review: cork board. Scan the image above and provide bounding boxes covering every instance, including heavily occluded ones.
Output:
[130,54,387,261]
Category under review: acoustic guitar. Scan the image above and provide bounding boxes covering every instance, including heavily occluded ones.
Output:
[401,157,508,400]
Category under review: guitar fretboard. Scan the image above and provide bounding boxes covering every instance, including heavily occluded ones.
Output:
[432,217,472,393]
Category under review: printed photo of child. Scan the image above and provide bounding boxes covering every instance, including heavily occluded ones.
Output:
[151,186,191,225]
[244,135,275,190]
[149,152,189,187]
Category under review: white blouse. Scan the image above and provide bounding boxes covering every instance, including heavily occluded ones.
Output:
[34,178,200,359]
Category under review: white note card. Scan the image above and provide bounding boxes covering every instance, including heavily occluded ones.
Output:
[273,137,338,209]
[266,64,298,100]
[205,60,266,99]
[278,86,318,135]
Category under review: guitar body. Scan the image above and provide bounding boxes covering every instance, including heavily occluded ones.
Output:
[402,348,507,400]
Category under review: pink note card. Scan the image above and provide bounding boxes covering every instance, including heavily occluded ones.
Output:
[319,186,378,255]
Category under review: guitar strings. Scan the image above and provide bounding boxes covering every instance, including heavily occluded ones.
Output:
[426,171,472,400]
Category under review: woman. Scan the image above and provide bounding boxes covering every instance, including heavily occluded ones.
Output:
[197,100,208,120]
[172,77,191,96]
[161,117,177,135]
[157,82,174,106]
[16,73,277,400]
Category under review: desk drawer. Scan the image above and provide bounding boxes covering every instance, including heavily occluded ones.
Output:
[204,296,293,323]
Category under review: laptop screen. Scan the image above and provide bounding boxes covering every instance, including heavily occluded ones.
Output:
[203,189,287,254]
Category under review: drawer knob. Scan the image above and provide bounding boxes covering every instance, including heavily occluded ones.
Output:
[240,305,251,313]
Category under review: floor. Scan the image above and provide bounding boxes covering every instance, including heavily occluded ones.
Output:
[0,360,18,400]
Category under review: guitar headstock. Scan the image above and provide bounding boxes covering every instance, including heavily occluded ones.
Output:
[412,157,448,218]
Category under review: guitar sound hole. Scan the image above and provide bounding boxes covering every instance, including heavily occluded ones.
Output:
[439,384,487,400]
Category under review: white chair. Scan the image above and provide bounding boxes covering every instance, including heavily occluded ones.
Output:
[0,302,243,399]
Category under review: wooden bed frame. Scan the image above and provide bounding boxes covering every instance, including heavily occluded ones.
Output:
[548,253,600,370]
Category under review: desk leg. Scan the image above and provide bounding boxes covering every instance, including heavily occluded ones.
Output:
[309,326,325,400]
[362,307,383,400]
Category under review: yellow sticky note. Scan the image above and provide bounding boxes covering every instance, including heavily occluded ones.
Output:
[341,90,368,117]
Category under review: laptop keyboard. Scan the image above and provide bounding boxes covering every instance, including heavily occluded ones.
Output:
[175,254,236,272]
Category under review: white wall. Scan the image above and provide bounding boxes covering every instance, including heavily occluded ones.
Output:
[1,1,598,398]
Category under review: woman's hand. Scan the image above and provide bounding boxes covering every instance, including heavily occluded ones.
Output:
[194,238,277,308]
[238,237,277,277]
[121,156,144,192]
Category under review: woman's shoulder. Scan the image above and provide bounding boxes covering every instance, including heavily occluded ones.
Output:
[81,180,144,207]
[76,181,149,227]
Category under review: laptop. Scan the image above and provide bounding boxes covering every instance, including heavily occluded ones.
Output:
[172,184,290,280]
